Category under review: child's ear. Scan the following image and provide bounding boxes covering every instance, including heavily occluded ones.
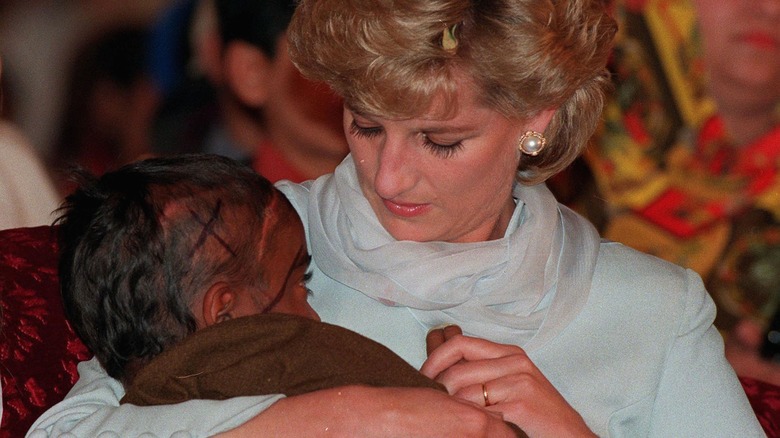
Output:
[202,282,236,327]
[222,40,272,108]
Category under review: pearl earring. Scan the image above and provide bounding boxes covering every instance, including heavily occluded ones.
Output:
[518,131,547,156]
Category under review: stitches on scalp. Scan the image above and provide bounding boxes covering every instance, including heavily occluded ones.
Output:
[256,189,282,265]
[188,199,238,258]
[248,188,304,314]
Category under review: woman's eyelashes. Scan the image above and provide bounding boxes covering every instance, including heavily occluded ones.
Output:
[349,119,382,138]
[421,134,463,158]
[349,119,464,158]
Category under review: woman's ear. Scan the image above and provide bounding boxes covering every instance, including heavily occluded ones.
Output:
[528,108,557,133]
[202,282,236,327]
[222,40,272,108]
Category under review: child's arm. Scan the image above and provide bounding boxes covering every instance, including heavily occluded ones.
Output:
[217,385,518,438]
[29,357,515,438]
[26,357,284,437]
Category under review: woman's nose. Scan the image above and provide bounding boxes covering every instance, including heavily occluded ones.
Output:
[373,135,417,199]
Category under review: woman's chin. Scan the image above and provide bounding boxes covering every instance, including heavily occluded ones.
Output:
[382,221,437,243]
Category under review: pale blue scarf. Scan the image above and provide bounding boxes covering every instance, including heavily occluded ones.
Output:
[296,155,600,348]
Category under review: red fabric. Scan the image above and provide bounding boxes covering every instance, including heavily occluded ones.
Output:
[0,226,92,438]
[638,188,725,238]
[741,376,780,437]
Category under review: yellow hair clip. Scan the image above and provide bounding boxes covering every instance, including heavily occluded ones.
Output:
[442,24,458,52]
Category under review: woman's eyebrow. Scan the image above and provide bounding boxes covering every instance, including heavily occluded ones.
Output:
[421,125,477,135]
[346,107,374,119]
[349,107,477,132]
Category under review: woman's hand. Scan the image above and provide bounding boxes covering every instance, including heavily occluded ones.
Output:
[421,331,595,438]
[217,385,518,437]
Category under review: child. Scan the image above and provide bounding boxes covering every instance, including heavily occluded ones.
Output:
[56,154,444,404]
[56,154,527,437]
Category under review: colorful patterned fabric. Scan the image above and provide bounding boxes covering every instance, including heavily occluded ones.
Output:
[580,0,780,331]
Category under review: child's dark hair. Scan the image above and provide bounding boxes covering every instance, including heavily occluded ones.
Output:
[56,154,288,381]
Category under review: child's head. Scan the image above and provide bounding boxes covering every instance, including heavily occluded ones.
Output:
[56,154,317,382]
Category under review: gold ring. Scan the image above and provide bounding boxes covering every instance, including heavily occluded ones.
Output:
[482,382,491,406]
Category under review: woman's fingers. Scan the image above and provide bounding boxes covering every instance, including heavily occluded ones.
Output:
[420,334,595,437]
[453,373,594,437]
[426,324,463,355]
[434,353,533,396]
[452,369,542,408]
[421,334,526,380]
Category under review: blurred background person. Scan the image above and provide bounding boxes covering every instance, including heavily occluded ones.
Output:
[49,25,158,191]
[1,0,346,195]
[0,56,61,230]
[551,0,780,384]
[149,0,348,183]
[0,0,168,159]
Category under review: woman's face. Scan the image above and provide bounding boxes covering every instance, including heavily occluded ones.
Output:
[345,73,548,243]
[693,0,780,101]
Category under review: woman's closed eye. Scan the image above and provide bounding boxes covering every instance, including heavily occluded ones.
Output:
[421,134,463,158]
[350,118,464,158]
[349,119,382,138]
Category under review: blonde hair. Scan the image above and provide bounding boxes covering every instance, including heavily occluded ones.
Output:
[288,0,616,183]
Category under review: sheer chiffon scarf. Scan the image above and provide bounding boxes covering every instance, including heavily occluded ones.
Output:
[305,156,600,348]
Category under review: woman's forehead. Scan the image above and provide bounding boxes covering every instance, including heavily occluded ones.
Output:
[347,70,491,121]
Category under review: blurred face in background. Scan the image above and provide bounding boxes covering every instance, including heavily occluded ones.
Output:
[693,0,780,105]
[0,55,11,119]
[1,56,4,114]
[263,37,348,164]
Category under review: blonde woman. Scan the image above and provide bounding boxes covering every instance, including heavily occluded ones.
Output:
[29,1,763,436]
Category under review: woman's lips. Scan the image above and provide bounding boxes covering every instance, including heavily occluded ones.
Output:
[382,198,430,217]
[739,32,779,50]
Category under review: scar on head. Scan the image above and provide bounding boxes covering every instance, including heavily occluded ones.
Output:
[189,199,237,257]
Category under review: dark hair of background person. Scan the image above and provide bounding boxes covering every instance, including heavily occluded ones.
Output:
[150,0,297,160]
[55,154,277,381]
[0,61,14,121]
[215,0,295,57]
[51,25,152,184]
